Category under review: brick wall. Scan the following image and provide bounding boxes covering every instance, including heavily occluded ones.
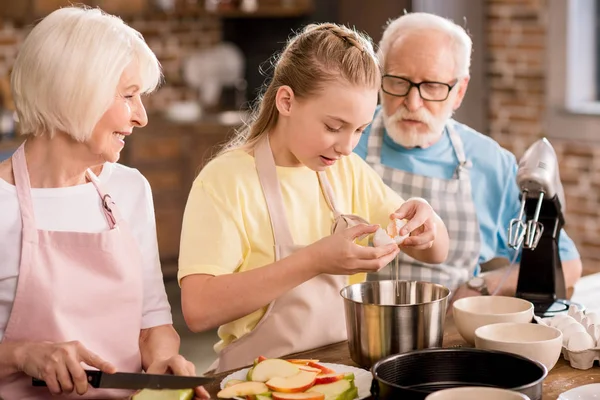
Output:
[0,12,222,112]
[487,0,598,276]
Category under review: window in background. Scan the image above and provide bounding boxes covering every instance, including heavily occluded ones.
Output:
[565,0,599,113]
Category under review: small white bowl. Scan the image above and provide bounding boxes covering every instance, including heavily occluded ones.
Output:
[425,386,530,400]
[453,296,534,345]
[474,322,562,371]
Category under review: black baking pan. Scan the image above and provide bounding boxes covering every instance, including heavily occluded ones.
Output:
[370,348,547,400]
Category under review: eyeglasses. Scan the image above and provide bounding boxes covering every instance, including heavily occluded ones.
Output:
[381,74,458,102]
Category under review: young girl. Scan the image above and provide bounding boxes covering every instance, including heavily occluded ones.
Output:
[178,22,450,373]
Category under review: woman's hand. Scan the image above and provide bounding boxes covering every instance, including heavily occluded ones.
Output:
[392,198,438,250]
[304,223,400,276]
[16,341,116,396]
[145,355,209,399]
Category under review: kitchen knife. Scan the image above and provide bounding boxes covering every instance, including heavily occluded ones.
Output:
[32,370,213,390]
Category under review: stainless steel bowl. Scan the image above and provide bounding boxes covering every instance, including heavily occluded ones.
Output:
[340,280,451,368]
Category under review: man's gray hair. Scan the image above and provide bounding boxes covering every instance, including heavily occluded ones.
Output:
[378,12,473,78]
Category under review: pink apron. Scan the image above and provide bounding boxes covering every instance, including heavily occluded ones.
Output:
[0,143,144,399]
[212,137,368,373]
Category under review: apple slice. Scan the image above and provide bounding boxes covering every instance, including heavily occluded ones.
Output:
[266,371,317,393]
[246,394,272,400]
[307,379,352,398]
[272,392,325,400]
[287,359,319,365]
[307,362,336,375]
[254,355,268,366]
[132,389,194,400]
[298,366,321,373]
[224,379,246,388]
[251,359,300,382]
[217,381,269,398]
[314,373,344,385]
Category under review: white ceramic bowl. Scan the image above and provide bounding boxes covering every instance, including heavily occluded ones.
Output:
[475,322,562,371]
[453,296,534,345]
[425,386,530,400]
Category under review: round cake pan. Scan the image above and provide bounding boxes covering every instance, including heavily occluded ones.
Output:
[370,347,547,400]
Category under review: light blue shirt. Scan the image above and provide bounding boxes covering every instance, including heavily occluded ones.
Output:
[354,109,580,269]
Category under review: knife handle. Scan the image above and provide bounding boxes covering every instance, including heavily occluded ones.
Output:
[32,370,102,388]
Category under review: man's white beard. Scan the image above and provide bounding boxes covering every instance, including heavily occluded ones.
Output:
[382,104,454,149]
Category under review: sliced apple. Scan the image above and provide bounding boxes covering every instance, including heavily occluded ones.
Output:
[254,355,268,366]
[224,379,246,388]
[298,366,321,373]
[272,392,325,400]
[246,394,272,400]
[217,381,269,398]
[287,359,319,365]
[132,389,194,400]
[266,371,317,393]
[307,362,336,375]
[251,359,300,382]
[314,373,344,385]
[307,379,352,398]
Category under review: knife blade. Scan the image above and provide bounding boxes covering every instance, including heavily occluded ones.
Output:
[32,370,213,390]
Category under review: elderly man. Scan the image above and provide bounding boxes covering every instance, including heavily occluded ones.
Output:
[355,12,582,301]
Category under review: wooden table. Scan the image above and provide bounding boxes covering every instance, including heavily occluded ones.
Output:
[204,316,599,399]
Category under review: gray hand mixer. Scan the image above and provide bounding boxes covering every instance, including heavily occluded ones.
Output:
[508,138,583,317]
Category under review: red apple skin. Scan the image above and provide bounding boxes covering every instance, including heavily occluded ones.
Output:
[314,373,344,385]
[287,359,319,365]
[307,362,336,375]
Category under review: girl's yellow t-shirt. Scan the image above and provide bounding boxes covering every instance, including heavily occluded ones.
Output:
[178,149,404,353]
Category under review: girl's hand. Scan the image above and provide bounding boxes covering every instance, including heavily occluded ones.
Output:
[305,223,400,275]
[391,198,438,250]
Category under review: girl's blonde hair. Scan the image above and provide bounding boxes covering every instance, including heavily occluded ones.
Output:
[219,22,380,155]
[11,6,162,141]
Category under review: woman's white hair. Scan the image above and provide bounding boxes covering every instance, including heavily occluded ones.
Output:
[377,12,473,78]
[11,6,162,141]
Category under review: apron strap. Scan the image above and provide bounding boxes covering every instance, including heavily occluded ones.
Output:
[254,137,295,247]
[446,122,472,180]
[11,142,37,243]
[317,171,342,219]
[255,136,368,245]
[85,168,118,229]
[10,141,117,231]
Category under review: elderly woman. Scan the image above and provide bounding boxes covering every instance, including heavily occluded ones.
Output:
[0,6,208,400]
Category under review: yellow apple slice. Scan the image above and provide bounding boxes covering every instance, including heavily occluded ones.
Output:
[224,379,246,388]
[298,365,321,373]
[132,389,194,400]
[217,381,269,398]
[250,358,300,382]
[272,392,325,400]
[266,370,317,393]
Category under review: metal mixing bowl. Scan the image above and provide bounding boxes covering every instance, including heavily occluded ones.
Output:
[340,280,451,368]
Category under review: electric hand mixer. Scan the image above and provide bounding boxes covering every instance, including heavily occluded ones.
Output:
[507,138,583,317]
